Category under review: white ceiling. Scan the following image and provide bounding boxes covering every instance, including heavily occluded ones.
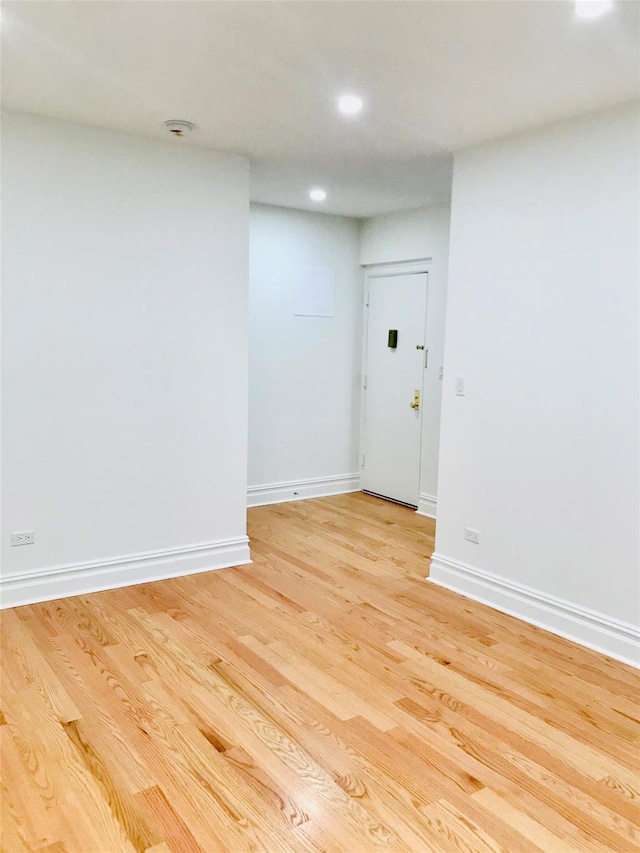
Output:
[2,1,638,217]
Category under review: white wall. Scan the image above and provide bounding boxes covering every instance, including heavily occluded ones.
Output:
[431,105,640,664]
[248,204,362,504]
[360,206,451,516]
[1,111,250,603]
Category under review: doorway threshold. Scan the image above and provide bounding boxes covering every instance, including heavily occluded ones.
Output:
[362,490,418,510]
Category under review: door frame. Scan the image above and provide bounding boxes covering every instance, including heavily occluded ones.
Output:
[359,259,432,506]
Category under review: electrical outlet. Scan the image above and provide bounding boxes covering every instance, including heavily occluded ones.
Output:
[464,527,480,545]
[11,530,35,546]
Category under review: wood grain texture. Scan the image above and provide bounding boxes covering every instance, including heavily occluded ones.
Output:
[1,492,639,852]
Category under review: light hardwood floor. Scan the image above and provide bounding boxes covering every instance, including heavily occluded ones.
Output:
[1,493,639,852]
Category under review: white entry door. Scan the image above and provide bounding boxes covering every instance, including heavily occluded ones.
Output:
[361,271,428,507]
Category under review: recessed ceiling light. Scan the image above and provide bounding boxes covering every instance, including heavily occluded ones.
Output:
[337,94,364,116]
[309,188,327,202]
[574,0,613,19]
[164,119,195,137]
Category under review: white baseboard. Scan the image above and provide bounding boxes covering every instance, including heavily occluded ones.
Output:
[416,493,437,519]
[247,474,361,508]
[428,553,640,668]
[0,537,251,609]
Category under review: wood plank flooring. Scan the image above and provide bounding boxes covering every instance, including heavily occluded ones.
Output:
[1,492,639,852]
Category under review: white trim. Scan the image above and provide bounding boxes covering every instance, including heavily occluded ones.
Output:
[362,258,432,273]
[416,493,437,519]
[0,537,251,609]
[247,474,360,508]
[428,553,640,669]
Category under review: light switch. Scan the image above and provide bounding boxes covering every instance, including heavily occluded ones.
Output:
[455,376,465,396]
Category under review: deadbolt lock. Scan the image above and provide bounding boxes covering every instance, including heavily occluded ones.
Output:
[410,390,420,410]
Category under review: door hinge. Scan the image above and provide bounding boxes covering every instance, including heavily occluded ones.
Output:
[361,453,366,469]
[363,374,368,390]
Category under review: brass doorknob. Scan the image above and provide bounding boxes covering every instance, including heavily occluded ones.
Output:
[410,390,420,410]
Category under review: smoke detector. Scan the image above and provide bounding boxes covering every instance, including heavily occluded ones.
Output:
[164,120,195,137]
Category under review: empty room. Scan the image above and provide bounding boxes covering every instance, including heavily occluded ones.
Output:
[1,1,639,852]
